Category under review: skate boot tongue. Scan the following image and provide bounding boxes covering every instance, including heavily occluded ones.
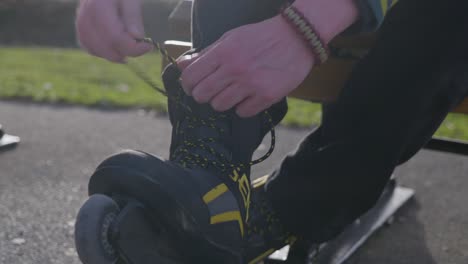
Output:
[170,98,233,172]
[165,66,271,176]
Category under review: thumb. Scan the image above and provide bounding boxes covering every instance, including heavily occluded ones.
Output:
[120,0,145,38]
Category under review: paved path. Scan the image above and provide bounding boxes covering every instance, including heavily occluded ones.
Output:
[0,101,466,264]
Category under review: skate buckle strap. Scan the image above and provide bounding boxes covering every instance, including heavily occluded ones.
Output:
[202,184,244,232]
[201,167,251,238]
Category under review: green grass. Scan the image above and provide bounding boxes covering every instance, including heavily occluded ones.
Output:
[0,47,467,140]
[0,47,167,110]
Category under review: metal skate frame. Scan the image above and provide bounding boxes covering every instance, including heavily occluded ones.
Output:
[264,180,414,264]
[160,1,468,262]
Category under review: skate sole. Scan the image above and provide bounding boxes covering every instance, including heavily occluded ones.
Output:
[112,200,185,264]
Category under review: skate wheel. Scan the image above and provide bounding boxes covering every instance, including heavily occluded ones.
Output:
[75,194,120,264]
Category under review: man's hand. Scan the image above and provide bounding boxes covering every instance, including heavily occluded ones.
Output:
[76,0,152,63]
[178,16,315,118]
[178,0,358,118]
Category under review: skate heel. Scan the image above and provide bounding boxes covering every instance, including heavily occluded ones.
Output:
[113,198,185,264]
[75,194,184,264]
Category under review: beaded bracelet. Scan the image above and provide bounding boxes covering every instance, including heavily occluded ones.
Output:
[280,4,330,64]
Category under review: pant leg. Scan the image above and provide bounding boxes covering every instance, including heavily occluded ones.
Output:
[266,0,468,243]
[191,0,285,50]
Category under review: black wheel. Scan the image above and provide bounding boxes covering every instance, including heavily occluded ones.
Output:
[75,194,120,264]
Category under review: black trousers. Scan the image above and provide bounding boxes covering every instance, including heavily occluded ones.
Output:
[191,0,468,243]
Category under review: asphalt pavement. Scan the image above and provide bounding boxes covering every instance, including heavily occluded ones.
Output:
[0,101,467,264]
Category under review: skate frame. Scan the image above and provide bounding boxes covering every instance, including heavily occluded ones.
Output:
[264,180,414,264]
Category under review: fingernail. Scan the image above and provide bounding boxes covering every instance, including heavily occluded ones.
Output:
[176,54,192,63]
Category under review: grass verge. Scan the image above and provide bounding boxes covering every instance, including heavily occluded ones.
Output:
[0,47,466,140]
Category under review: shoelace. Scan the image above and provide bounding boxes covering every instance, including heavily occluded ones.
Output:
[127,38,277,172]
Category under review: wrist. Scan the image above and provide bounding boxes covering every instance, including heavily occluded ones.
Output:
[270,15,316,62]
[291,0,359,43]
[278,5,330,64]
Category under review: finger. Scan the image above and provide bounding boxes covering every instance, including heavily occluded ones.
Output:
[120,0,145,38]
[95,0,151,58]
[118,0,153,56]
[116,35,153,57]
[210,83,250,112]
[180,44,222,95]
[191,66,232,104]
[176,40,220,70]
[76,0,96,52]
[87,26,126,62]
[176,54,197,70]
[235,96,272,118]
[76,3,124,62]
[76,17,94,53]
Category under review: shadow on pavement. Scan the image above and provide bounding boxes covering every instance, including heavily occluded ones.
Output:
[347,198,436,264]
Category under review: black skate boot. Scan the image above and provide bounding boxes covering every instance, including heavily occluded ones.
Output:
[75,59,288,264]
